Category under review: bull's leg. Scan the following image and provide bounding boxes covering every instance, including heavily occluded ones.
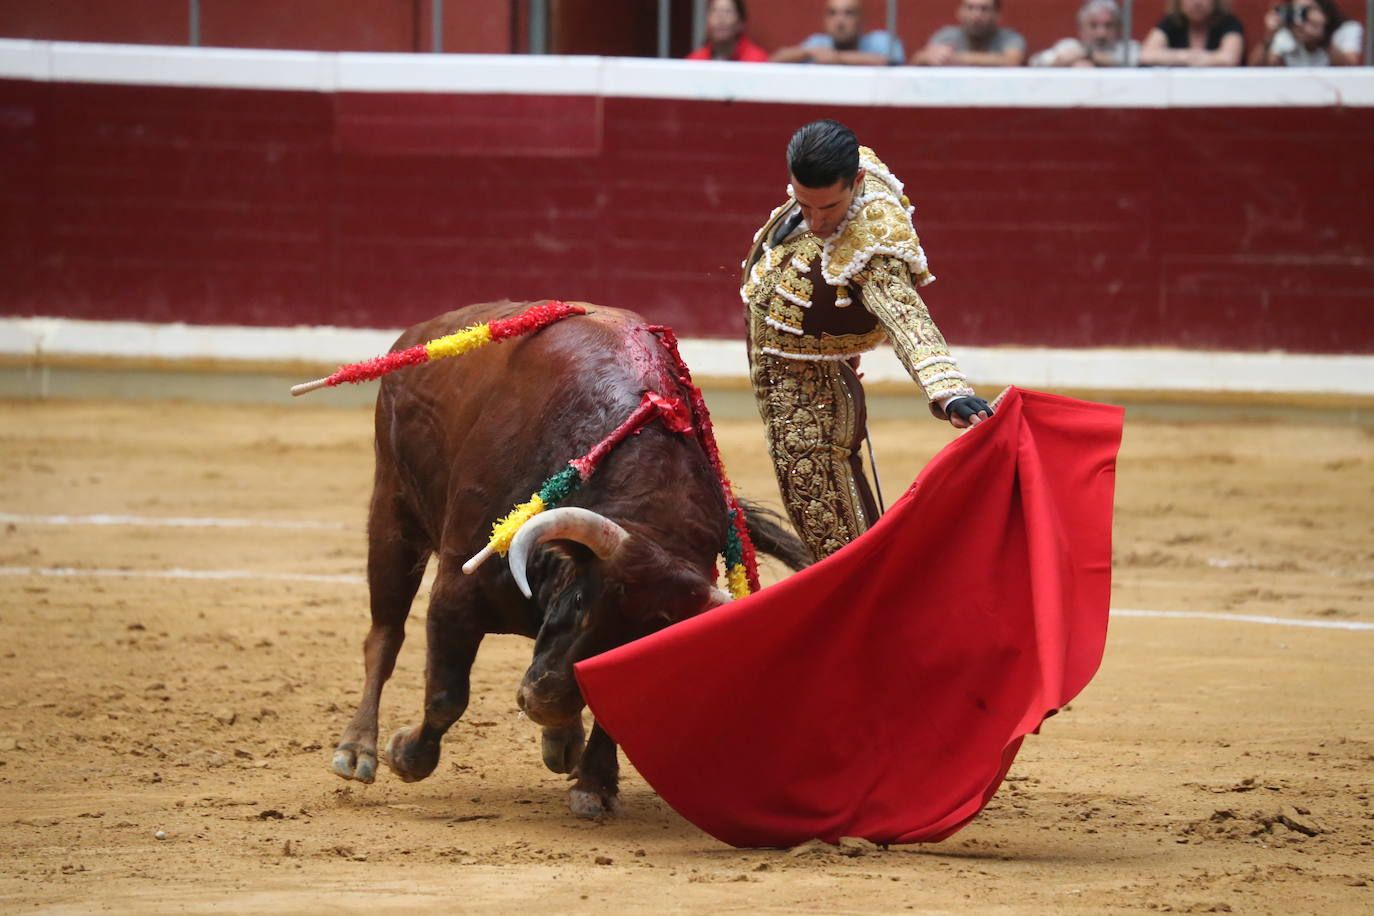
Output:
[332,497,428,783]
[385,570,482,782]
[540,720,585,774]
[568,722,622,818]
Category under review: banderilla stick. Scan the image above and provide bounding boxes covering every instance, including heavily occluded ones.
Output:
[289,301,586,397]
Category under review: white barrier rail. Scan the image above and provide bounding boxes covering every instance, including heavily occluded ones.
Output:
[1,38,1371,108]
[3,317,1371,396]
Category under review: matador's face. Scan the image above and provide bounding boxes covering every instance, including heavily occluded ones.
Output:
[790,169,866,240]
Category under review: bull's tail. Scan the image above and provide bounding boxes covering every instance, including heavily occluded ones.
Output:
[738,499,812,572]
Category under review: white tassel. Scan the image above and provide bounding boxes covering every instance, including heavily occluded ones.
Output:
[764,316,805,336]
[913,354,957,372]
[775,285,812,309]
[922,370,969,386]
[760,346,874,362]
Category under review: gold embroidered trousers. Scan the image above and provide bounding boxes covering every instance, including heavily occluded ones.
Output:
[750,353,879,562]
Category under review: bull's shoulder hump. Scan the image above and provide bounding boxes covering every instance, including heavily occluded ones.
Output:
[392,300,575,349]
[387,301,653,356]
[571,304,647,327]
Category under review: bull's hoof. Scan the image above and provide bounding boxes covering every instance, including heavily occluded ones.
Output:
[540,724,585,774]
[384,726,439,783]
[331,742,377,783]
[569,787,622,819]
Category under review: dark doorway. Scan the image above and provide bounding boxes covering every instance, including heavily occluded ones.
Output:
[546,0,695,57]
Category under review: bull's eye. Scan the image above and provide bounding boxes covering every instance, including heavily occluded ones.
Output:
[575,593,593,630]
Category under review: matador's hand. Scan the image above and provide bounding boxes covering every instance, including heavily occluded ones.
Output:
[947,396,993,429]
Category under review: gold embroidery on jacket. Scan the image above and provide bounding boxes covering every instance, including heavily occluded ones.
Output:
[858,258,974,401]
[820,148,935,289]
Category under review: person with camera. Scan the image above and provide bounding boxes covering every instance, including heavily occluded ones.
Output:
[1249,0,1364,65]
[1139,0,1245,65]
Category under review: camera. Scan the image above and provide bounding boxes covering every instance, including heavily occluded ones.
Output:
[1273,3,1309,26]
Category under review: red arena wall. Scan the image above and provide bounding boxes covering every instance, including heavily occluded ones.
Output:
[1,47,1372,355]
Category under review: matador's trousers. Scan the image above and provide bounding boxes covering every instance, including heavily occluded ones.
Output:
[750,353,880,562]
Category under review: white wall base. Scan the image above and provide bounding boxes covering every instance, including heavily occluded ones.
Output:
[3,317,1371,397]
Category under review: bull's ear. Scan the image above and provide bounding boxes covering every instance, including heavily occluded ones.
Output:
[515,540,595,602]
[636,567,714,624]
[681,577,715,618]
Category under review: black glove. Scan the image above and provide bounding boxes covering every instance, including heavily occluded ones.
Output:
[947,396,993,422]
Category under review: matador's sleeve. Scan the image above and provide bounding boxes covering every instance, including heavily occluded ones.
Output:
[857,255,976,418]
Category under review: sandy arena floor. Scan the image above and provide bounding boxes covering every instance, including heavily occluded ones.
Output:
[0,394,1370,914]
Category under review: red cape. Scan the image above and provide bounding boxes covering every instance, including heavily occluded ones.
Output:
[575,388,1123,847]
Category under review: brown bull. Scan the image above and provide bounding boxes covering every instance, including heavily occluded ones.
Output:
[331,301,808,817]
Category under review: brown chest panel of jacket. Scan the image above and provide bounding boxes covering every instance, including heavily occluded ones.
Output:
[798,255,880,340]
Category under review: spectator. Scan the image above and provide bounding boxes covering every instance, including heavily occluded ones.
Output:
[1249,0,1364,65]
[770,0,906,66]
[913,0,1028,66]
[686,0,770,62]
[1030,0,1141,66]
[1139,0,1245,65]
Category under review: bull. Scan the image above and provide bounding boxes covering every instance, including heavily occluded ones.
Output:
[330,301,809,817]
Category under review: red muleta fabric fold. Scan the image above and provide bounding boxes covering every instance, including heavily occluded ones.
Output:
[574,387,1124,847]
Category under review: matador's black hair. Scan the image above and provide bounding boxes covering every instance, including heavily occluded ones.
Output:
[786,119,860,189]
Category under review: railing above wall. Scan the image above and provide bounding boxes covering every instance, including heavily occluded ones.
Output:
[1,38,1371,107]
[183,0,443,53]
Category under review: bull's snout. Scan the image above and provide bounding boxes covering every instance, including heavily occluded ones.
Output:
[516,674,581,728]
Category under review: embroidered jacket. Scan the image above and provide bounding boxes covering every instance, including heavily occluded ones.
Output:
[741,147,974,408]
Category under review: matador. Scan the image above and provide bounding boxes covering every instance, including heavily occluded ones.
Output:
[742,120,992,561]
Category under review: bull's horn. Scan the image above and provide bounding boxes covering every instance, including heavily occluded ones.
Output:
[508,507,631,599]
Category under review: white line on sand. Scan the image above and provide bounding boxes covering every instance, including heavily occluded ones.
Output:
[1,566,1369,631]
[0,513,347,530]
[0,566,363,585]
[1111,608,1373,631]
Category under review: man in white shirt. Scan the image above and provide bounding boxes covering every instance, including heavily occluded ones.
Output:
[1030,0,1141,66]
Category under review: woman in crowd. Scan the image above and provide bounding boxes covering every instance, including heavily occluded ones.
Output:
[1249,0,1364,65]
[686,0,769,62]
[1140,0,1246,65]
